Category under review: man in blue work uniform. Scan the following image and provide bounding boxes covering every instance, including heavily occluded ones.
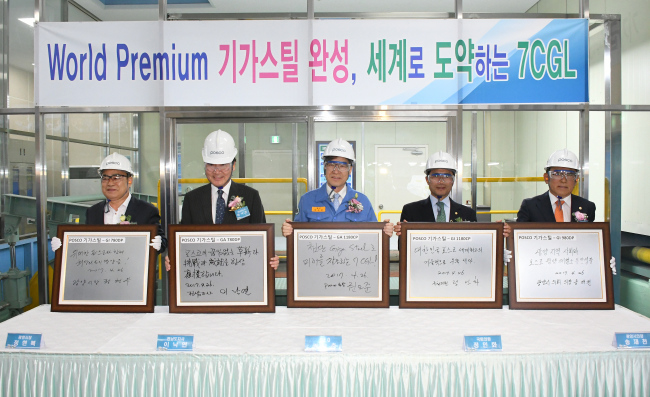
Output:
[282,138,393,236]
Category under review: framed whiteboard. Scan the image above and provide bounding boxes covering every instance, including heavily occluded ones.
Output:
[287,222,389,308]
[168,224,275,313]
[51,224,158,313]
[507,222,614,310]
[399,223,504,309]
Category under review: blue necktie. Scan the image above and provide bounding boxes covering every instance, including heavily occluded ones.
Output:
[215,189,225,224]
[333,192,341,211]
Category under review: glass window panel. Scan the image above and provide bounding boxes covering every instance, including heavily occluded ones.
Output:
[7,135,35,235]
[590,0,649,105]
[522,0,579,14]
[109,113,135,148]
[8,1,34,108]
[621,112,650,235]
[7,114,34,133]
[139,112,161,197]
[589,23,606,105]
[45,114,64,137]
[69,0,157,21]
[69,113,105,143]
[67,142,104,207]
[168,0,306,15]
[44,0,65,22]
[244,122,307,242]
[46,138,64,197]
[314,0,450,13]
[8,135,35,197]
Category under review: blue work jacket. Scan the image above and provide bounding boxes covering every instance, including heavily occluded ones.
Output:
[294,184,377,222]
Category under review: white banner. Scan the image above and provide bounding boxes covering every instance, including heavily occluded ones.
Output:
[37,20,588,107]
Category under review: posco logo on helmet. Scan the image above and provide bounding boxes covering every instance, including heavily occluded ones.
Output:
[106,161,120,165]
[210,151,225,155]
[557,157,573,162]
[332,148,346,152]
[435,159,448,163]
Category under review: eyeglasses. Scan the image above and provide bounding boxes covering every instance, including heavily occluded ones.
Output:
[324,161,351,172]
[205,163,232,172]
[101,174,128,182]
[427,173,454,182]
[548,170,578,180]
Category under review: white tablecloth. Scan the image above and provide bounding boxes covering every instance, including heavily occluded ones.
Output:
[0,305,649,396]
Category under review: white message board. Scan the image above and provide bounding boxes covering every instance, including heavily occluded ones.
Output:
[288,223,389,308]
[168,225,275,313]
[508,223,613,310]
[51,225,157,313]
[399,223,503,309]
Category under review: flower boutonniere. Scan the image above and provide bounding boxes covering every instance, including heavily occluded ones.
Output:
[229,196,246,211]
[345,193,364,213]
[452,216,464,222]
[572,211,588,222]
[118,215,135,225]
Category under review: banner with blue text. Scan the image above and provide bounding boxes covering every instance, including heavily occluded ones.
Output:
[37,19,588,107]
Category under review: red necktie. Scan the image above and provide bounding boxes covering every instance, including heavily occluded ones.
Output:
[555,199,564,222]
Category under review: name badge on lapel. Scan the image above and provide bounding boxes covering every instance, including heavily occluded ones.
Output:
[235,206,250,220]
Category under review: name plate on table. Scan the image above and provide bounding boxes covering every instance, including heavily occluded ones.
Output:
[156,334,194,351]
[167,224,275,314]
[287,223,390,308]
[399,223,504,309]
[463,335,502,352]
[6,333,43,349]
[305,335,342,352]
[506,223,614,310]
[51,224,158,313]
[613,333,650,349]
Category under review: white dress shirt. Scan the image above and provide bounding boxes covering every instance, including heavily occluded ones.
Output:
[104,194,132,224]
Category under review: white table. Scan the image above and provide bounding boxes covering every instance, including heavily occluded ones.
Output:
[0,305,649,396]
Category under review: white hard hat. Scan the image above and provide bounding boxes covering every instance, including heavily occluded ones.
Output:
[323,138,355,162]
[546,149,579,170]
[99,152,133,175]
[425,151,456,174]
[202,130,238,164]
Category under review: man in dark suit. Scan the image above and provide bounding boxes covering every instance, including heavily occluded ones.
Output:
[166,130,278,270]
[394,151,476,241]
[513,149,616,273]
[399,151,476,224]
[180,177,266,225]
[51,152,167,253]
[516,149,595,223]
